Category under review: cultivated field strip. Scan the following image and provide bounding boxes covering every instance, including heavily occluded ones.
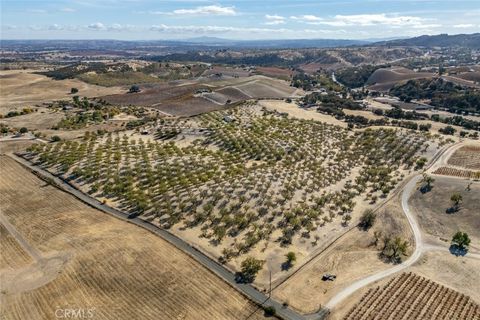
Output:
[0,156,267,320]
[343,272,480,320]
[0,224,32,270]
[447,145,480,170]
[432,166,480,179]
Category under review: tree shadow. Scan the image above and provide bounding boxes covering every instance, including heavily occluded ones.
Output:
[281,261,293,271]
[449,244,468,256]
[419,185,433,194]
[234,272,254,284]
[446,207,460,214]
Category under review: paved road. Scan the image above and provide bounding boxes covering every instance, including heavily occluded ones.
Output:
[9,153,313,320]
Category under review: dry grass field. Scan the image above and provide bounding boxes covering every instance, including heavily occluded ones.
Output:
[343,272,479,320]
[0,155,268,320]
[410,176,480,250]
[0,140,38,154]
[366,67,434,92]
[0,224,32,270]
[0,70,123,109]
[0,107,64,131]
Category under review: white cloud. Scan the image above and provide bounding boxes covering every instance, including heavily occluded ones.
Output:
[60,8,76,12]
[291,15,323,22]
[453,23,475,28]
[88,22,106,30]
[2,24,17,30]
[265,14,285,25]
[156,5,236,16]
[48,24,63,30]
[291,13,440,29]
[27,9,47,14]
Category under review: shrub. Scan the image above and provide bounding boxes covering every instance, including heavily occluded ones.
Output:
[439,125,456,135]
[359,209,376,230]
[129,85,141,93]
[264,306,276,317]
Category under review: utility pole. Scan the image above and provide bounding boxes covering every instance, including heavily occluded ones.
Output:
[269,269,272,299]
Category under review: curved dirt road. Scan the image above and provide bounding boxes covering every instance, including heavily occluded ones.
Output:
[324,142,474,311]
[324,175,422,309]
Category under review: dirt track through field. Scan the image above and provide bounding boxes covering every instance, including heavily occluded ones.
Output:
[0,212,42,262]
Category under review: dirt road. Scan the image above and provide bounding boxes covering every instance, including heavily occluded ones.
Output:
[324,142,477,311]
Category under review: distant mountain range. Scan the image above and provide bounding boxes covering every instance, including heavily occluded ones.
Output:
[1,33,479,51]
[180,36,371,48]
[375,33,480,49]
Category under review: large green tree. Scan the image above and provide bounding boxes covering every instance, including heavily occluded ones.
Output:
[239,257,264,283]
[451,231,470,250]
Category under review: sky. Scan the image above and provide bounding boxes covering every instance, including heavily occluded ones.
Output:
[1,0,480,40]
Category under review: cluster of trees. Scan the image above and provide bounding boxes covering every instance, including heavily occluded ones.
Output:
[291,72,342,92]
[151,50,339,67]
[38,62,114,80]
[303,92,363,110]
[335,64,385,88]
[0,107,36,119]
[390,78,480,114]
[439,125,456,135]
[343,114,429,132]
[54,111,107,130]
[381,235,409,263]
[430,114,479,132]
[379,107,429,120]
